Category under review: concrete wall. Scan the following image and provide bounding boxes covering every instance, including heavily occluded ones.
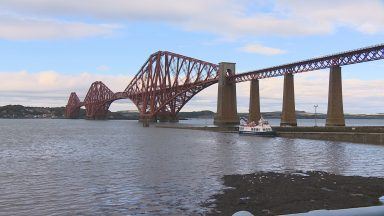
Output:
[274,126,384,145]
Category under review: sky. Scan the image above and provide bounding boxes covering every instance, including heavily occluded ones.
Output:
[0,0,383,114]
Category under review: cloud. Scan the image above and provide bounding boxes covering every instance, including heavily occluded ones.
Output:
[0,0,383,40]
[0,70,132,108]
[240,43,286,55]
[276,0,384,35]
[0,70,129,92]
[0,14,120,40]
[1,69,383,114]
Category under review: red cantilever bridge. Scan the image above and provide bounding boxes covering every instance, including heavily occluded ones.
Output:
[65,44,384,126]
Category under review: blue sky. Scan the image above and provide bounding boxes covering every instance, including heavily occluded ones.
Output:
[0,0,383,113]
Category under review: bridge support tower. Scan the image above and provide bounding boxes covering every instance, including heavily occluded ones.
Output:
[249,79,261,122]
[65,92,81,119]
[65,106,80,119]
[214,62,239,125]
[139,115,157,123]
[85,110,109,120]
[326,66,345,126]
[281,73,297,126]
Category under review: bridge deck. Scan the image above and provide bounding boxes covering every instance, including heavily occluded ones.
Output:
[232,43,384,82]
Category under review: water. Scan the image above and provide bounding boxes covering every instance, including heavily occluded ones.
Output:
[1,119,384,215]
[179,118,384,127]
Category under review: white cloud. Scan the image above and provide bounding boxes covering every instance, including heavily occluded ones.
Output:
[0,71,132,108]
[0,70,129,92]
[0,0,384,40]
[0,69,383,114]
[240,43,286,55]
[0,14,120,40]
[276,0,384,35]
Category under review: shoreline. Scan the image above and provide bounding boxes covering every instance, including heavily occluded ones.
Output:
[202,171,384,216]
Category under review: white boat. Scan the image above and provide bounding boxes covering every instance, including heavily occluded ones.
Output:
[238,116,276,137]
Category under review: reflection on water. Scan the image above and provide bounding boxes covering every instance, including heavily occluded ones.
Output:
[0,119,384,215]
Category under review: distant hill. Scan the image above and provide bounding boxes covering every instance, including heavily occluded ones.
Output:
[0,105,384,120]
[178,110,215,119]
[0,105,67,119]
[0,105,216,120]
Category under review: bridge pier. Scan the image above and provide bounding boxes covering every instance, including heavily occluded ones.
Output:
[139,115,155,127]
[326,66,345,126]
[86,112,108,120]
[281,73,297,127]
[65,106,80,119]
[249,79,261,122]
[85,102,111,120]
[214,62,239,125]
[139,115,157,123]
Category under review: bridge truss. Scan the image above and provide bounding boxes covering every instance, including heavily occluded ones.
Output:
[232,44,384,82]
[65,43,384,120]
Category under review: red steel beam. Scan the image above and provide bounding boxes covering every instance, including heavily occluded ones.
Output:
[232,43,384,83]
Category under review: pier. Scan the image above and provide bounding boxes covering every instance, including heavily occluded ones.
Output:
[156,124,384,146]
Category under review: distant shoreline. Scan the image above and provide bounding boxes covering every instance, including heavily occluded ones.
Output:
[1,105,384,120]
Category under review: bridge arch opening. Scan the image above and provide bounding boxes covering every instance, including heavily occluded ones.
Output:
[174,83,218,123]
[108,99,139,120]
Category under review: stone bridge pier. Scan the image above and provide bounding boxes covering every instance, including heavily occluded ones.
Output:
[214,62,239,125]
[281,73,297,127]
[248,74,299,126]
[326,66,345,126]
[249,79,261,123]
[244,66,346,128]
[277,66,345,127]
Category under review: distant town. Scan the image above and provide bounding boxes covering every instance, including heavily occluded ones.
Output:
[1,105,384,120]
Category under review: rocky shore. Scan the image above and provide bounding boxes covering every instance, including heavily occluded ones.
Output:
[202,171,384,216]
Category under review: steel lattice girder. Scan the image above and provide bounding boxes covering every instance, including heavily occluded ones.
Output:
[83,81,115,118]
[123,51,219,116]
[232,43,384,83]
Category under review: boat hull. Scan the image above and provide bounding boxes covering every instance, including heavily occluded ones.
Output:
[238,131,277,137]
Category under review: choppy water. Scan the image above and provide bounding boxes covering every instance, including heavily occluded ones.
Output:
[1,119,384,215]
